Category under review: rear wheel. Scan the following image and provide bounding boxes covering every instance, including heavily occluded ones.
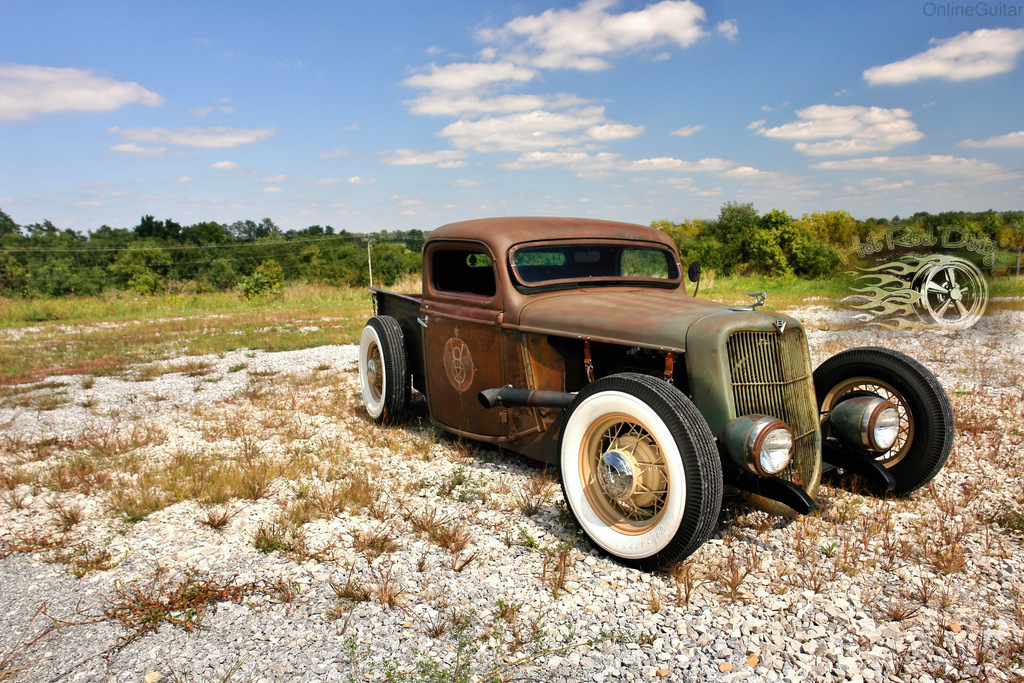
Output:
[815,347,954,496]
[559,373,722,570]
[359,316,409,423]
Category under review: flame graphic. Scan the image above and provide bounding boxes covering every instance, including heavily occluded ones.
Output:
[847,255,952,329]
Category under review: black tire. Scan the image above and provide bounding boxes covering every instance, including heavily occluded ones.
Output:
[558,373,722,570]
[814,347,954,496]
[358,316,409,423]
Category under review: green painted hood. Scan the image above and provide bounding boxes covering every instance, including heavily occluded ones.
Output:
[514,287,736,351]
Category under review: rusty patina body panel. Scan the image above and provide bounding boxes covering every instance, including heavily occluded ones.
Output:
[373,216,823,505]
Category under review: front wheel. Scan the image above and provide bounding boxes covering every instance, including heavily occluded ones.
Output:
[558,373,722,570]
[815,347,954,496]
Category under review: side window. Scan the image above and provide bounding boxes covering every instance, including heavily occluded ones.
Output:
[432,248,497,297]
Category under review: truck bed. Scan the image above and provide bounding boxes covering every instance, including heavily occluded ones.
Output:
[370,287,426,393]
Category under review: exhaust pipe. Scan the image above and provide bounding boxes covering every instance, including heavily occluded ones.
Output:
[478,386,575,410]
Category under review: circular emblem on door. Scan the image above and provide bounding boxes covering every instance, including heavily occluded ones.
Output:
[443,337,474,391]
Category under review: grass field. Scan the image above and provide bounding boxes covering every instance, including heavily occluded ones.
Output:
[0,274,1020,384]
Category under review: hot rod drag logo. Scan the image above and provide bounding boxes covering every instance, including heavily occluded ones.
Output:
[841,226,999,331]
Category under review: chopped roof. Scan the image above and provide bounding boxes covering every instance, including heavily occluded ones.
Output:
[425,217,677,256]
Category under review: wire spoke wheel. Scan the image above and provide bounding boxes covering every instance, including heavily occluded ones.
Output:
[580,415,669,532]
[821,376,914,468]
[814,347,953,496]
[358,316,409,423]
[559,373,721,570]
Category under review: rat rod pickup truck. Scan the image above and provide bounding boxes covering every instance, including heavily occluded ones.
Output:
[358,217,954,569]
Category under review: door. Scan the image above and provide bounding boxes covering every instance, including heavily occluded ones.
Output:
[422,243,508,438]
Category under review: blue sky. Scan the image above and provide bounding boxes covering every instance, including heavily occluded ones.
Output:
[1,0,1023,233]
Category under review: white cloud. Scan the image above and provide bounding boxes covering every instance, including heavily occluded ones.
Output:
[500,150,738,174]
[671,125,705,137]
[109,143,166,156]
[190,106,214,117]
[449,179,486,187]
[716,20,738,40]
[758,105,923,155]
[347,176,377,185]
[380,148,468,167]
[210,161,240,170]
[112,126,276,149]
[403,61,537,91]
[960,130,1024,149]
[262,175,288,183]
[811,154,1015,178]
[864,28,1024,85]
[406,92,589,117]
[175,176,193,184]
[439,107,608,152]
[586,123,645,140]
[0,63,163,122]
[319,148,352,159]
[481,0,709,71]
[262,187,282,194]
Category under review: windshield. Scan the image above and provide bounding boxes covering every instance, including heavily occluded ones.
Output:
[509,241,680,289]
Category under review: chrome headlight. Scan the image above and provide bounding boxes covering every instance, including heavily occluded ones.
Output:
[722,415,794,476]
[868,404,900,452]
[757,425,794,475]
[827,396,900,453]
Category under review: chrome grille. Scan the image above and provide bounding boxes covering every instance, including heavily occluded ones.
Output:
[726,329,819,487]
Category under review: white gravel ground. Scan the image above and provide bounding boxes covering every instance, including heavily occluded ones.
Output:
[1,309,1023,682]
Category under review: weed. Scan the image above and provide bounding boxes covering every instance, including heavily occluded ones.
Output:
[0,605,56,680]
[198,504,237,531]
[367,562,403,608]
[668,561,704,608]
[352,524,399,560]
[880,596,920,622]
[996,510,1024,533]
[109,486,170,524]
[51,541,122,578]
[518,527,539,550]
[542,544,574,598]
[329,566,371,605]
[101,567,260,648]
[48,499,84,531]
[252,522,290,554]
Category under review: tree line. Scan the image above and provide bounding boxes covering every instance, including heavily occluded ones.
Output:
[0,209,422,297]
[655,203,1024,278]
[0,205,1021,298]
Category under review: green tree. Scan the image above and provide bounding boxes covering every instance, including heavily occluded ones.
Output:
[207,258,238,291]
[0,252,26,295]
[107,242,173,294]
[241,259,285,299]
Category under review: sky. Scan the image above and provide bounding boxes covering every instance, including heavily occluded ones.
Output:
[1,0,1023,234]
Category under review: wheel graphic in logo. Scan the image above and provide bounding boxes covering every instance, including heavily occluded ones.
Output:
[443,337,474,391]
[912,256,988,330]
[849,254,989,331]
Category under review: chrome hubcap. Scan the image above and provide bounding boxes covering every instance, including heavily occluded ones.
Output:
[598,450,637,501]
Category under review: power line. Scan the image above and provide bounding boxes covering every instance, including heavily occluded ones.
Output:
[0,234,417,254]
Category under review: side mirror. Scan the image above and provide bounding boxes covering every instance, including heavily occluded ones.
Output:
[687,261,702,297]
